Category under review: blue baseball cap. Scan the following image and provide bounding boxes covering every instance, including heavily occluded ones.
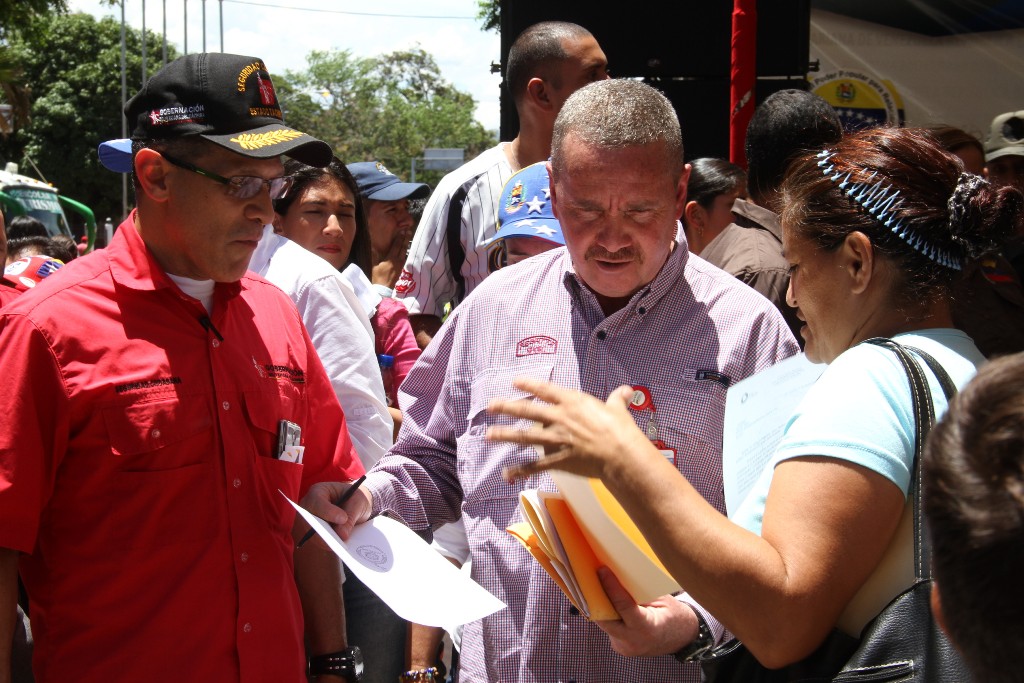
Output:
[347,161,430,201]
[485,161,564,246]
[98,138,134,173]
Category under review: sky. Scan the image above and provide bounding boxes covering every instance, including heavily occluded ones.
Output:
[68,0,504,132]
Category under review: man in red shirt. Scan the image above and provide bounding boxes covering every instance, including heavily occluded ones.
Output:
[0,53,365,683]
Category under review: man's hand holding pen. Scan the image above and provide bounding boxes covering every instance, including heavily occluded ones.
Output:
[295,475,374,548]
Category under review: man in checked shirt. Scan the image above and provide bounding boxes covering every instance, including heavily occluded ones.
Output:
[315,79,799,682]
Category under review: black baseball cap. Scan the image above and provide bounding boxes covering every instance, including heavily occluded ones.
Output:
[125,52,332,167]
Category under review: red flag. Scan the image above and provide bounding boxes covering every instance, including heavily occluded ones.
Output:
[730,0,757,168]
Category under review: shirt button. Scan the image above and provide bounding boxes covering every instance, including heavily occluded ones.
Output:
[222,401,230,411]
[240,552,249,563]
[638,306,646,315]
[151,428,161,439]
[243,622,252,633]
[212,339,220,348]
[233,478,242,489]
[596,330,607,340]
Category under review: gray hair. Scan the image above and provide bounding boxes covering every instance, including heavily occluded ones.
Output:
[551,79,684,177]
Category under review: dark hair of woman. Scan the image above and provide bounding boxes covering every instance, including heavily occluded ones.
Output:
[274,156,373,277]
[687,157,747,210]
[925,125,984,160]
[781,126,1023,317]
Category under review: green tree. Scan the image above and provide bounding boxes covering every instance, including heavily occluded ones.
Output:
[0,12,176,223]
[0,0,69,133]
[0,47,31,135]
[278,47,496,187]
[476,0,500,33]
[0,0,68,40]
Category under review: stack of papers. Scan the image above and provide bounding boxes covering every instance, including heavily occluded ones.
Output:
[507,471,680,620]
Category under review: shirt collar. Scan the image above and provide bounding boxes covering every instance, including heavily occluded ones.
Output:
[107,209,242,299]
[560,240,690,318]
[731,197,782,241]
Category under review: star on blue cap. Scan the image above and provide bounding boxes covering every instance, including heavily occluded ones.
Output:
[485,161,564,247]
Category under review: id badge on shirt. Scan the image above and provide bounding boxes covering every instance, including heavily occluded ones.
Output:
[630,386,676,467]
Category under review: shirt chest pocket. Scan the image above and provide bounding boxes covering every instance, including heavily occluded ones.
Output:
[103,397,215,470]
[240,388,306,535]
[644,380,729,513]
[97,398,219,551]
[464,362,556,434]
[458,363,554,501]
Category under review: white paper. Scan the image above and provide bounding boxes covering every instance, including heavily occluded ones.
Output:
[284,494,505,627]
[722,353,826,515]
[518,490,589,614]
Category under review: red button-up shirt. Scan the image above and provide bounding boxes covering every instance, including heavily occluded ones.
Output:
[0,214,362,683]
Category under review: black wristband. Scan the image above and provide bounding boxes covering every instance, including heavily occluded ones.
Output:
[308,646,364,681]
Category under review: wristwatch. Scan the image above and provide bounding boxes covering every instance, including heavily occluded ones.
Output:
[308,646,364,681]
[673,611,715,663]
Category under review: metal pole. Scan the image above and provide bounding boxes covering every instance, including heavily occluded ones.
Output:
[120,0,128,220]
[183,0,187,54]
[202,0,206,52]
[141,0,147,84]
[162,0,167,66]
[219,0,224,52]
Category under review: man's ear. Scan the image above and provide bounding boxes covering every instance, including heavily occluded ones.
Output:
[676,163,691,220]
[133,148,172,202]
[547,160,561,221]
[840,230,875,295]
[525,77,554,112]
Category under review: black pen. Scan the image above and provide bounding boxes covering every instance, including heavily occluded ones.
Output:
[296,474,368,549]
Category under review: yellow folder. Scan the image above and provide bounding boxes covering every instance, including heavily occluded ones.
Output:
[507,478,679,621]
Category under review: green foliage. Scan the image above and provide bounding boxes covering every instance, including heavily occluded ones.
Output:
[279,47,496,187]
[476,0,500,33]
[0,46,32,134]
[0,12,177,224]
[0,0,68,41]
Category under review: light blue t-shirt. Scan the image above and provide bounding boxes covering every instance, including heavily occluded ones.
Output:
[731,329,984,535]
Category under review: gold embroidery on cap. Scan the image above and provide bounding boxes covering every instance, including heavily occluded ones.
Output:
[229,129,304,150]
[237,61,266,92]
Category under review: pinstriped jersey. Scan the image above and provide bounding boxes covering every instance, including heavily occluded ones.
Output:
[396,143,513,317]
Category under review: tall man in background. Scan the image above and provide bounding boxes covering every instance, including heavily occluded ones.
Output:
[396,20,609,348]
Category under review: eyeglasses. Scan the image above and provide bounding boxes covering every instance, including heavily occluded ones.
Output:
[160,152,293,200]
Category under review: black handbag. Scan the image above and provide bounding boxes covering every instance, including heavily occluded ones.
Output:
[700,338,972,683]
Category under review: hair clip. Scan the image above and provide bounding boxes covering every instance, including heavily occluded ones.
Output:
[818,149,963,270]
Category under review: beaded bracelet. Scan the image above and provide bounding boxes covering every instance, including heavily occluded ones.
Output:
[398,666,440,683]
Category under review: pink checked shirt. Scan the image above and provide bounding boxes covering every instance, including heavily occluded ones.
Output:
[367,242,799,682]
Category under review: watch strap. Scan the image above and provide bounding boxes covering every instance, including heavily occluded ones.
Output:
[674,611,715,663]
[308,646,363,681]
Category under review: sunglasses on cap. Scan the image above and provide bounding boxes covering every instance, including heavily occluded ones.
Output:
[160,152,293,200]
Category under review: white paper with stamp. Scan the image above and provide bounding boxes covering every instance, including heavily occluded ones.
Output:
[283,494,505,626]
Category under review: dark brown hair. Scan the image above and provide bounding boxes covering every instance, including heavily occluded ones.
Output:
[274,156,373,277]
[781,126,1022,315]
[506,21,594,103]
[924,352,1024,682]
[925,124,984,161]
[687,157,747,210]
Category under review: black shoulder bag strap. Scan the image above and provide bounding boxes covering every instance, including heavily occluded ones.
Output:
[861,337,955,577]
[445,182,470,308]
